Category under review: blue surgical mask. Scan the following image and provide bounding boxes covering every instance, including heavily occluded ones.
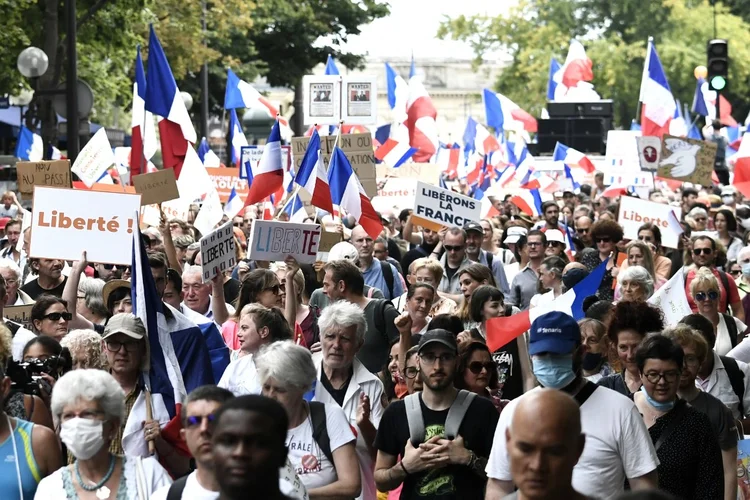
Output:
[742,263,750,277]
[532,354,576,389]
[640,386,675,412]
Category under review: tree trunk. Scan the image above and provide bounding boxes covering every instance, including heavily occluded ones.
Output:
[291,82,304,137]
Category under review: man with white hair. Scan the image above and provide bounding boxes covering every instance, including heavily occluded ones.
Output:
[180,265,235,326]
[314,301,386,500]
[0,260,32,305]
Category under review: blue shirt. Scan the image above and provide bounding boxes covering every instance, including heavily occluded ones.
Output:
[362,259,404,300]
[0,418,41,500]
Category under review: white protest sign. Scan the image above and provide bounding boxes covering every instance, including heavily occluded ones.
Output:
[193,188,224,237]
[412,181,481,232]
[341,76,378,125]
[648,271,692,327]
[30,187,141,264]
[302,75,342,125]
[199,220,236,282]
[618,196,683,249]
[374,178,418,211]
[72,128,115,187]
[248,220,321,265]
[604,130,640,172]
[637,136,662,171]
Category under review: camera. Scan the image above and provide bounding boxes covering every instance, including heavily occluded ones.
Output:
[7,357,63,396]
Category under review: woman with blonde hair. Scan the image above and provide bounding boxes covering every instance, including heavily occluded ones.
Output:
[456,264,496,327]
[60,329,107,370]
[271,260,317,347]
[690,267,747,355]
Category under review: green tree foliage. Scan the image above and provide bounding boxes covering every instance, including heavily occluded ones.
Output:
[439,0,750,129]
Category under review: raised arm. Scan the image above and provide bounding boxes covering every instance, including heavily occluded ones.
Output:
[62,251,95,330]
[158,206,182,273]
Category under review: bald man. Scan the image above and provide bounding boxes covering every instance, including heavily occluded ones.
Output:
[351,225,404,300]
[574,216,593,248]
[505,389,586,500]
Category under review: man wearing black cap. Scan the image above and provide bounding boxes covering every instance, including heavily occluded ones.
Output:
[486,311,659,500]
[463,221,510,295]
[374,329,499,499]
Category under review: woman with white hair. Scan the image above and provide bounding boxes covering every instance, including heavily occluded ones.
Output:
[256,341,361,499]
[0,260,33,305]
[691,267,747,356]
[60,329,106,370]
[35,369,171,499]
[615,265,654,302]
[688,206,709,231]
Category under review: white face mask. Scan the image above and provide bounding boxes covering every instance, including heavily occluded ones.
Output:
[60,417,105,460]
[722,195,735,204]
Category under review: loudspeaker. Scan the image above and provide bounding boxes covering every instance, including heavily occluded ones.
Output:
[546,100,614,118]
[536,117,608,154]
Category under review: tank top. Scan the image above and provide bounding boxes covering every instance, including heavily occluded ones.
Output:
[0,418,41,500]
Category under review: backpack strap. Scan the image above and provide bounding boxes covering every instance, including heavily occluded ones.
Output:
[379,260,395,299]
[723,313,739,348]
[166,475,189,500]
[654,402,690,451]
[573,381,598,407]
[720,355,746,417]
[445,390,476,440]
[486,251,493,269]
[373,299,393,344]
[718,270,731,313]
[404,393,425,447]
[309,401,334,464]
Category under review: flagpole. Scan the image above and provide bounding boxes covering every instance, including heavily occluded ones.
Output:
[274,115,297,218]
[330,120,345,224]
[635,36,653,124]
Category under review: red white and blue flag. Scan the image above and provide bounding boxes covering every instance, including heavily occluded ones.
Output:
[510,189,543,217]
[228,109,248,167]
[406,60,438,162]
[328,148,383,239]
[483,89,537,133]
[244,121,284,207]
[560,40,594,90]
[295,130,334,214]
[225,69,292,138]
[375,138,418,168]
[224,187,244,219]
[473,119,501,156]
[144,26,196,179]
[130,46,156,178]
[552,142,595,173]
[547,57,562,100]
[639,40,676,138]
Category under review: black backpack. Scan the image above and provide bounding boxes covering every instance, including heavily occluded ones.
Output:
[720,355,746,417]
[379,260,395,299]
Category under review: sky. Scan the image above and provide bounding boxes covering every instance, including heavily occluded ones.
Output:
[344,0,511,60]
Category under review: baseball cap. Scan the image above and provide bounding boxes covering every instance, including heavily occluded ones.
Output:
[503,226,528,245]
[721,186,736,196]
[0,217,11,230]
[529,311,580,356]
[102,279,130,307]
[545,229,566,244]
[103,313,146,340]
[417,329,458,354]
[328,242,358,262]
[463,221,484,235]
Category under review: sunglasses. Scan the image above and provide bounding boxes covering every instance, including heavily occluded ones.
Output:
[443,245,464,252]
[694,291,719,302]
[638,235,653,242]
[102,264,118,270]
[467,361,495,375]
[693,248,713,256]
[730,270,742,276]
[43,312,72,321]
[595,237,611,244]
[576,228,589,234]
[264,284,281,294]
[185,414,216,428]
[546,241,562,248]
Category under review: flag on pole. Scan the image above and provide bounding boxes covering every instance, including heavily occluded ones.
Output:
[639,39,676,138]
[244,121,283,206]
[328,148,383,239]
[283,194,307,223]
[473,120,501,156]
[547,57,561,100]
[552,142,595,173]
[224,187,244,219]
[692,78,737,126]
[295,129,334,214]
[325,55,340,75]
[14,126,43,161]
[405,61,438,162]
[375,138,418,168]
[144,26,196,179]
[483,89,538,133]
[197,137,210,164]
[510,189,543,217]
[228,109,247,167]
[224,69,291,137]
[385,63,409,114]
[130,46,157,178]
[559,40,594,89]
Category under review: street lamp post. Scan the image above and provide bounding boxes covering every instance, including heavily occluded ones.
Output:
[66,0,79,162]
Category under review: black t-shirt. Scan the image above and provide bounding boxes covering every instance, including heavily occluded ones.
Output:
[471,328,523,400]
[21,277,67,300]
[359,299,400,373]
[320,366,353,407]
[689,391,738,451]
[374,394,499,500]
[223,278,241,305]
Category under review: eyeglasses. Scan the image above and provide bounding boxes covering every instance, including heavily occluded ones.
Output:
[263,284,280,295]
[105,340,140,353]
[693,248,713,256]
[527,242,542,247]
[643,371,680,384]
[467,361,496,374]
[43,312,72,321]
[443,245,464,252]
[694,217,707,223]
[102,264,117,270]
[730,270,742,277]
[185,414,216,428]
[595,237,611,244]
[420,352,457,364]
[576,228,589,234]
[694,290,719,302]
[546,241,562,248]
[403,367,419,379]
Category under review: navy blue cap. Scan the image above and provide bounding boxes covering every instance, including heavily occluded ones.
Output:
[529,311,580,356]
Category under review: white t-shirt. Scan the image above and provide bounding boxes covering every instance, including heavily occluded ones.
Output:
[287,403,355,491]
[716,314,747,356]
[487,385,659,500]
[217,354,261,396]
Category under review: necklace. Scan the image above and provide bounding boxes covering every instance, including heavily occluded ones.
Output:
[76,454,116,499]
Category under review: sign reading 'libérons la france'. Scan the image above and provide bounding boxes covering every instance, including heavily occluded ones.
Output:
[412,181,481,231]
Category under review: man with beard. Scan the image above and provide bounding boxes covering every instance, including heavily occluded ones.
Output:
[401,223,441,278]
[463,222,509,295]
[374,329,499,499]
[21,258,66,299]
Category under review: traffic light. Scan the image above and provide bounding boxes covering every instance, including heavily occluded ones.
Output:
[707,39,728,91]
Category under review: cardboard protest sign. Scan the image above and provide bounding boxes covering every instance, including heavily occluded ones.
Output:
[132,169,179,206]
[648,271,692,327]
[618,196,683,249]
[4,305,33,330]
[206,167,249,203]
[412,181,481,231]
[637,136,662,171]
[315,229,342,262]
[72,128,116,187]
[239,145,291,180]
[30,187,141,264]
[656,135,717,186]
[72,181,136,193]
[302,75,342,125]
[376,163,441,184]
[199,220,236,282]
[341,76,378,125]
[248,220,322,265]
[17,160,71,194]
[292,133,377,197]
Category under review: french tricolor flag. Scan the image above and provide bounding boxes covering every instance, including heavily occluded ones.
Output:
[483,89,538,133]
[547,57,561,100]
[486,258,607,352]
[733,132,750,198]
[510,189,542,217]
[144,26,196,179]
[295,130,334,214]
[559,40,594,90]
[406,60,439,162]
[229,109,248,167]
[283,193,307,223]
[473,118,501,155]
[244,121,283,207]
[639,39,676,138]
[692,78,737,127]
[225,69,291,138]
[328,148,383,239]
[223,187,244,219]
[553,142,595,173]
[130,46,156,178]
[437,142,461,179]
[375,138,418,168]
[385,62,409,118]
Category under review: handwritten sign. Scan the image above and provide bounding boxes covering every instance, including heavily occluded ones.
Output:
[315,230,343,262]
[376,163,441,185]
[17,160,71,194]
[132,169,179,206]
[657,134,717,186]
[206,167,249,203]
[239,145,291,179]
[200,220,236,282]
[72,128,115,187]
[648,271,692,327]
[412,181,481,231]
[248,220,321,265]
[617,196,683,249]
[4,305,33,330]
[30,187,142,264]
